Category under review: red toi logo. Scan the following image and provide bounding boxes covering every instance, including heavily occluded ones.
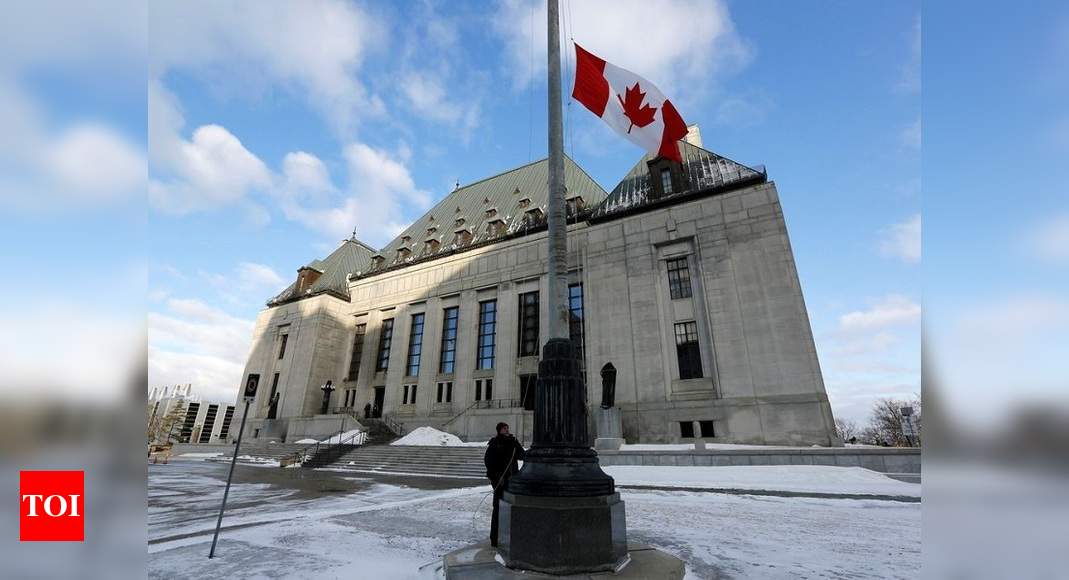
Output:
[19,470,84,542]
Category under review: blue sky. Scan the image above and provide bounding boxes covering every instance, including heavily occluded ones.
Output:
[139,0,923,422]
[0,0,947,426]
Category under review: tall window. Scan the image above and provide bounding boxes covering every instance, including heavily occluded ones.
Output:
[436,381,453,403]
[666,257,692,299]
[278,333,289,359]
[406,313,425,377]
[569,283,586,382]
[674,321,703,379]
[347,323,367,380]
[475,378,493,401]
[660,168,673,194]
[477,300,497,369]
[439,307,459,374]
[376,318,394,371]
[403,384,417,405]
[518,291,539,356]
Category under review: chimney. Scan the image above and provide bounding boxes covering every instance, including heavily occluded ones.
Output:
[684,124,702,148]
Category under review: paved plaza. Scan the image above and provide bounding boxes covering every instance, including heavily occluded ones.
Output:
[149,459,920,579]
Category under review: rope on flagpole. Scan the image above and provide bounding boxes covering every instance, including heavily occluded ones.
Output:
[527,0,535,162]
[563,0,576,159]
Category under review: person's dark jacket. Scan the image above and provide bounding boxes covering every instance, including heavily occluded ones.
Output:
[484,434,526,484]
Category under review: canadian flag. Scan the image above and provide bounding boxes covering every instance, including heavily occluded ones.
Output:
[572,43,688,163]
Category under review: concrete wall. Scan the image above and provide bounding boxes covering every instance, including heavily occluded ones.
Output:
[598,447,921,474]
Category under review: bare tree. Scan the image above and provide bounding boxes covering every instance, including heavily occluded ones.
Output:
[148,401,187,445]
[835,418,861,443]
[866,396,921,447]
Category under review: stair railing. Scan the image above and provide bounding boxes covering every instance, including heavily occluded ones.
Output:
[381,414,406,437]
[440,401,480,431]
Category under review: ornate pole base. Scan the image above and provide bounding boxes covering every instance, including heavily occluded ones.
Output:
[497,338,628,574]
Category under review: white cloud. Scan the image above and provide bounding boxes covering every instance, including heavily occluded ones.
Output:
[879,214,921,264]
[838,295,922,333]
[149,82,272,214]
[934,294,1069,425]
[817,295,922,423]
[1026,214,1069,262]
[0,298,143,402]
[280,144,432,245]
[148,0,384,135]
[492,0,750,93]
[46,123,146,200]
[236,262,286,291]
[400,72,480,134]
[148,297,255,403]
[0,83,145,210]
[0,0,145,73]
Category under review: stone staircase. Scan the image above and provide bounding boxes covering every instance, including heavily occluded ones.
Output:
[359,418,401,446]
[327,444,487,479]
[215,442,308,463]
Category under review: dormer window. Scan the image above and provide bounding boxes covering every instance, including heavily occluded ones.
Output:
[485,208,498,219]
[394,247,411,264]
[371,254,385,268]
[401,235,411,244]
[565,196,585,218]
[421,239,440,257]
[518,197,531,208]
[523,207,544,228]
[647,157,685,199]
[454,217,465,228]
[486,218,506,237]
[426,226,438,236]
[453,229,473,246]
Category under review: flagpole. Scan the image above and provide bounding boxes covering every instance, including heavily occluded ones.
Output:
[546,0,568,340]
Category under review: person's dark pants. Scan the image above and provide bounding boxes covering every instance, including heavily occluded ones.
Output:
[490,478,506,547]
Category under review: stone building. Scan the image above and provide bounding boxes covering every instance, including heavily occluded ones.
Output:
[150,384,236,444]
[232,135,839,446]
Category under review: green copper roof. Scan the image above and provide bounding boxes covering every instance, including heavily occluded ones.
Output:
[267,237,376,306]
[368,155,608,273]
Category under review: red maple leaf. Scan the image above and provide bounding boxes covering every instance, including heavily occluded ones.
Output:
[616,82,658,133]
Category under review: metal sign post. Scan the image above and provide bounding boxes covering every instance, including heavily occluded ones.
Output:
[208,374,259,559]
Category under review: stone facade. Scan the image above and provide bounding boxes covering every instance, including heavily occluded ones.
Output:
[233,171,839,446]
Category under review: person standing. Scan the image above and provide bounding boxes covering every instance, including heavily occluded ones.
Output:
[483,422,526,547]
[363,402,372,419]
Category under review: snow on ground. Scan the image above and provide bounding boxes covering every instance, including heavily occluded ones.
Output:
[391,426,465,446]
[235,455,280,467]
[606,465,921,497]
[622,442,834,451]
[149,461,920,579]
[176,452,224,459]
[294,438,318,444]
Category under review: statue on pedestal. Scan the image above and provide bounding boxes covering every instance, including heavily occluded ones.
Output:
[600,363,617,409]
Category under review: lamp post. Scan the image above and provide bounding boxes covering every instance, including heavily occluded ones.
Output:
[320,380,335,415]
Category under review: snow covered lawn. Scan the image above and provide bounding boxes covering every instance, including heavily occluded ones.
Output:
[149,461,920,579]
[606,465,920,498]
